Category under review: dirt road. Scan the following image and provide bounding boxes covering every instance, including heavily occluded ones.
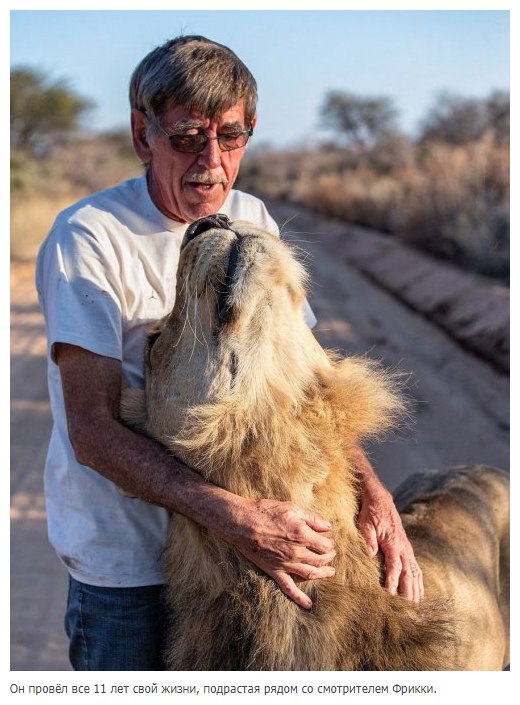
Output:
[10,202,509,671]
[11,260,71,671]
[266,200,509,486]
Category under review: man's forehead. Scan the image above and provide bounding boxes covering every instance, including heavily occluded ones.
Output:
[164,101,246,126]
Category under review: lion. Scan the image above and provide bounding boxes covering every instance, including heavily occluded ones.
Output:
[120,213,509,671]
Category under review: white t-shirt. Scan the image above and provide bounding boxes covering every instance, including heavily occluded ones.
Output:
[36,174,315,587]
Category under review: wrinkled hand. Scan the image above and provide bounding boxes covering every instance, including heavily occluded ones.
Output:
[217,497,336,609]
[357,480,424,603]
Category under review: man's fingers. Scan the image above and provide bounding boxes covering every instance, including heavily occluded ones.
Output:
[354,482,426,603]
[296,547,337,568]
[419,568,425,600]
[288,563,336,582]
[384,554,401,596]
[270,564,337,610]
[358,521,379,557]
[394,554,424,603]
[302,509,333,534]
[271,571,313,610]
[265,534,336,566]
[397,565,414,602]
[399,562,424,604]
[298,510,336,555]
[291,525,335,557]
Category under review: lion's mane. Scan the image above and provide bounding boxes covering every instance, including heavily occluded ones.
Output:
[120,216,460,670]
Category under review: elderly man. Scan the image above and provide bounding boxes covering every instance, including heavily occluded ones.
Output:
[36,35,422,671]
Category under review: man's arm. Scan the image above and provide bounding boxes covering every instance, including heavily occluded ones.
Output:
[351,446,424,603]
[55,343,336,609]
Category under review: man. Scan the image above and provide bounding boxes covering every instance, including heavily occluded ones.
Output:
[36,35,423,671]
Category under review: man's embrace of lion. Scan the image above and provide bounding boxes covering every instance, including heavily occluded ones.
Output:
[38,35,430,670]
[121,215,509,670]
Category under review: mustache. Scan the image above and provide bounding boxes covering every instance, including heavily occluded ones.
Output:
[184,172,228,186]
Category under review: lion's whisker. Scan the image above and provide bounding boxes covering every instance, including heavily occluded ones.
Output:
[185,268,213,362]
[171,277,192,348]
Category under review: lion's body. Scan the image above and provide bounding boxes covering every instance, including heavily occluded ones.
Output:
[120,215,509,670]
[395,465,509,670]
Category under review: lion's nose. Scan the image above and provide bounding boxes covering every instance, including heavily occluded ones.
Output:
[183,213,231,247]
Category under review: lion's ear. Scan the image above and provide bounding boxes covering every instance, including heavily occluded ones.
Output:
[119,388,148,434]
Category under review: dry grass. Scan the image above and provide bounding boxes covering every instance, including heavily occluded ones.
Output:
[11,191,87,261]
[238,133,509,282]
[295,167,406,233]
[399,135,509,278]
[10,133,141,261]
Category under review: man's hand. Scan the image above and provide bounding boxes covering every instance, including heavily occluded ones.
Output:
[212,497,337,610]
[357,477,424,603]
[351,447,424,603]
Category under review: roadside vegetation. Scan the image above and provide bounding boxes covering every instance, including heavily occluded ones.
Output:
[237,90,509,283]
[11,67,509,283]
[10,67,141,260]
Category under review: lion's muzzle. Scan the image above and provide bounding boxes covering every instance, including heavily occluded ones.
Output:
[183,213,232,248]
[182,214,263,327]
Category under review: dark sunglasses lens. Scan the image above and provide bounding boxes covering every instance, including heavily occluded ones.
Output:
[219,134,249,151]
[169,134,207,153]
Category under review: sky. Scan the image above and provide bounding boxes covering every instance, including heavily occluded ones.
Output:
[9,6,510,149]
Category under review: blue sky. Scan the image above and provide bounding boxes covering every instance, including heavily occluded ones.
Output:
[10,9,510,147]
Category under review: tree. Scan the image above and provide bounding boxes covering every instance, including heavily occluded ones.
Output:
[418,90,510,145]
[485,90,510,143]
[320,91,399,149]
[11,66,94,154]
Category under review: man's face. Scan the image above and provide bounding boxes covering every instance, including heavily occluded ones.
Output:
[134,101,255,224]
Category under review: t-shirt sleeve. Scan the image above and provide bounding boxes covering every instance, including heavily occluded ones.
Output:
[259,205,280,237]
[36,221,124,364]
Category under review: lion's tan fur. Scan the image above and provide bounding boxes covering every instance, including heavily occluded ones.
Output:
[120,217,508,670]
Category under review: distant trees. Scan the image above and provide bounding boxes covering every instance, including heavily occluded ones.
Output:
[320,91,399,148]
[320,88,510,148]
[418,90,509,145]
[241,86,509,281]
[11,66,93,154]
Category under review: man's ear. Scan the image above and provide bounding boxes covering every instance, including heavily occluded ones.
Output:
[131,109,153,164]
[250,115,257,131]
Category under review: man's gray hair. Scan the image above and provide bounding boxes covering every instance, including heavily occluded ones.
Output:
[129,35,258,125]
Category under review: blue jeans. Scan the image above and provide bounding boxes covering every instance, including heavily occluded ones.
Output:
[65,576,168,670]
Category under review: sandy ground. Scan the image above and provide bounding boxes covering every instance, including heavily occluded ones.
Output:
[10,202,509,671]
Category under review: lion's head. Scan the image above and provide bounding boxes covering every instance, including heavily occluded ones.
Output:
[144,215,329,432]
[122,214,404,490]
